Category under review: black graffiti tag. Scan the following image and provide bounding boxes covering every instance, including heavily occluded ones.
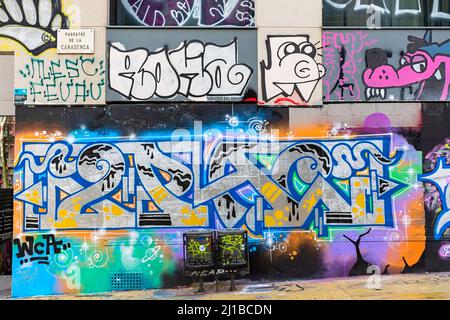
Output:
[14,234,71,265]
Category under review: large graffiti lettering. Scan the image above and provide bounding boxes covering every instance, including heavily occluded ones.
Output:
[18,56,105,103]
[0,0,69,55]
[120,0,255,27]
[363,32,450,101]
[108,39,253,101]
[15,135,407,238]
[260,35,325,105]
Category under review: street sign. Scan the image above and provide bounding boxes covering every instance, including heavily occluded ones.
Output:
[57,29,95,54]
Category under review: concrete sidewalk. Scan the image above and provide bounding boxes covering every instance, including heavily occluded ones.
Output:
[1,272,449,300]
[0,276,10,300]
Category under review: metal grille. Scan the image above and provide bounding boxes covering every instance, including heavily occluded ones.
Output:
[0,189,13,237]
[110,272,144,291]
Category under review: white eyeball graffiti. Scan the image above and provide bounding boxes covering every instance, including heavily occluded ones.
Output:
[0,0,69,55]
[261,35,326,103]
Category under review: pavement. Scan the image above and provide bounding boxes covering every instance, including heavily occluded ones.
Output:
[0,272,449,300]
[0,275,10,300]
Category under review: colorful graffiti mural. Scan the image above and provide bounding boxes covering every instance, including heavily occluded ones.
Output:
[6,0,449,301]
[15,136,410,236]
[420,138,450,270]
[421,157,450,240]
[11,105,426,297]
[119,0,255,27]
[363,33,450,101]
[323,30,450,102]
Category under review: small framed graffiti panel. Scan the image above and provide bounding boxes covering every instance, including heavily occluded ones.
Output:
[323,29,450,103]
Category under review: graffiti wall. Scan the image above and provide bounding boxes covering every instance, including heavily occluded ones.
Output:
[107,28,257,103]
[116,0,255,27]
[12,104,426,297]
[5,0,450,300]
[0,0,107,106]
[323,30,450,103]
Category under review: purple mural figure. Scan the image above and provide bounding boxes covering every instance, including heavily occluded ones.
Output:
[363,31,450,101]
[121,0,255,27]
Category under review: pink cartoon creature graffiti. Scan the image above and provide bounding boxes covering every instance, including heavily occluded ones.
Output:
[363,32,450,101]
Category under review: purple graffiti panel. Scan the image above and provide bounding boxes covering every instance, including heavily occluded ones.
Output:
[121,0,255,27]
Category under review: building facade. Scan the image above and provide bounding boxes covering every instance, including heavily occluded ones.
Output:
[3,0,449,297]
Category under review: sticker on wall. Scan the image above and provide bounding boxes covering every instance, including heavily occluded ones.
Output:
[14,88,27,105]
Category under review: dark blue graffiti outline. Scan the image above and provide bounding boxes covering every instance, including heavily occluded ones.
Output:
[15,135,406,237]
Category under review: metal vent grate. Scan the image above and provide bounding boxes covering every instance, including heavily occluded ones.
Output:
[110,272,144,291]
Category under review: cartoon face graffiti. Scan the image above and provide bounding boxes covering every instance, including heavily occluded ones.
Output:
[261,35,326,103]
[363,34,450,101]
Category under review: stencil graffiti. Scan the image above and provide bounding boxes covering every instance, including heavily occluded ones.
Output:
[108,39,253,101]
[260,35,325,105]
[19,56,105,103]
[13,234,71,266]
[0,0,69,55]
[120,0,255,27]
[363,32,450,101]
[15,135,407,238]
